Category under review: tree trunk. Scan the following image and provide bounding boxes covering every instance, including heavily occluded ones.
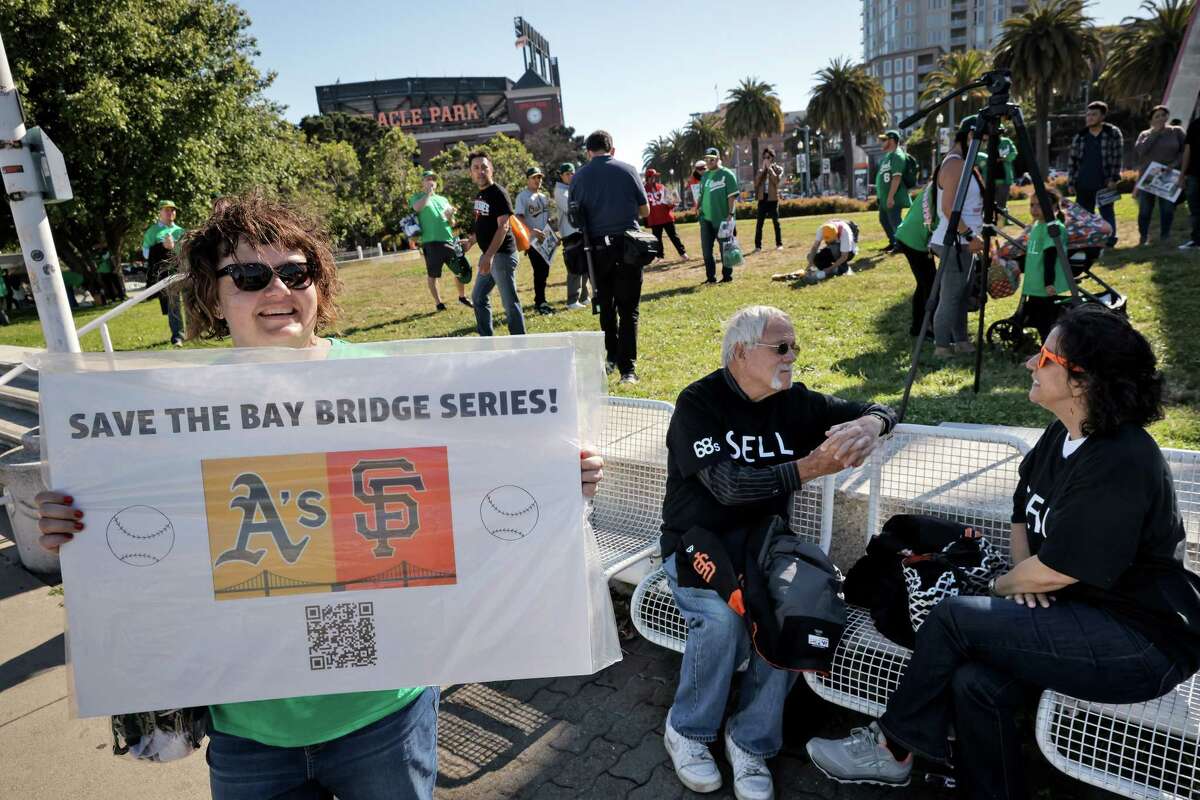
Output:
[841,126,855,198]
[1035,84,1050,176]
[750,136,760,185]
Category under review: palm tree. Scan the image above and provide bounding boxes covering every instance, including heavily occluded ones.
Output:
[806,57,887,197]
[681,114,730,166]
[723,77,785,177]
[642,132,688,195]
[917,50,993,136]
[642,136,672,172]
[993,0,1102,172]
[1101,0,1195,110]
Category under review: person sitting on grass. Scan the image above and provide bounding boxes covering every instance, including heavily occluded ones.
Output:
[34,191,605,800]
[805,220,858,279]
[806,304,1200,800]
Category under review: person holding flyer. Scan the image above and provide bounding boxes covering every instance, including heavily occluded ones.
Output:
[1133,105,1186,246]
[516,166,555,315]
[644,167,687,260]
[697,148,739,284]
[34,192,605,800]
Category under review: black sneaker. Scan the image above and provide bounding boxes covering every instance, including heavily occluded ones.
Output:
[458,297,473,308]
[535,302,555,315]
[619,372,639,385]
[703,277,717,284]
[720,276,733,283]
[436,302,447,311]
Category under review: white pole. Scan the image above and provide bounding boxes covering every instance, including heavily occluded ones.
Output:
[0,34,79,353]
[376,243,383,258]
[356,245,363,260]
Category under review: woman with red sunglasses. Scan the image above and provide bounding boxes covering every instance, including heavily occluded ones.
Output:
[808,304,1200,799]
[35,192,604,800]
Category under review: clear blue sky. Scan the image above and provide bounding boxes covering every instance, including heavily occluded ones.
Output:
[239,0,1139,164]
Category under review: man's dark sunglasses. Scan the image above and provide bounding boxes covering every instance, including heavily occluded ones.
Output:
[217,261,316,292]
[753,341,799,355]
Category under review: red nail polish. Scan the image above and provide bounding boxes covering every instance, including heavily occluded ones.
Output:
[74,522,84,531]
[74,510,83,519]
[63,495,74,505]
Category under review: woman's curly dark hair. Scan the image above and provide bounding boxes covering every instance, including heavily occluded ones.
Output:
[1053,304,1164,436]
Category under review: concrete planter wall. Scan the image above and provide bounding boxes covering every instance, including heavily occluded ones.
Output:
[0,431,57,574]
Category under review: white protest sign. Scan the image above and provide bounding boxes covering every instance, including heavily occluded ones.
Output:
[1136,161,1183,203]
[40,335,618,717]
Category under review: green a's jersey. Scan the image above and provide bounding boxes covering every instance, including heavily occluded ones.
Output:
[975,138,1017,186]
[698,166,739,223]
[894,186,934,251]
[875,150,911,208]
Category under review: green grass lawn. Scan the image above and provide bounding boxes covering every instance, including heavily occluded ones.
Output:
[4,196,1199,448]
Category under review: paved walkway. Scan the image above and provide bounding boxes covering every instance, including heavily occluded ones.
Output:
[0,536,1111,799]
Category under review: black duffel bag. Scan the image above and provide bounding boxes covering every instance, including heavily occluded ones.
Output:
[622,228,659,267]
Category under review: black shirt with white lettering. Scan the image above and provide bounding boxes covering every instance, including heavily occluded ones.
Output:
[1013,421,1200,669]
[473,183,516,255]
[661,368,895,558]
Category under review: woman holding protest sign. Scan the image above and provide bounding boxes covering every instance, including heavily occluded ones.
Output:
[35,192,604,800]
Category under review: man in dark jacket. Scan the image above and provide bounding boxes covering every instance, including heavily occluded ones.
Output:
[1067,101,1123,247]
[660,304,896,800]
[569,130,650,384]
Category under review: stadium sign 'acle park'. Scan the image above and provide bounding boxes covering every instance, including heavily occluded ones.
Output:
[375,102,483,128]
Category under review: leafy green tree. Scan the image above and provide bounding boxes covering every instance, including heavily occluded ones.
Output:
[0,0,304,277]
[1100,0,1195,111]
[724,78,785,177]
[917,50,993,134]
[681,114,730,166]
[429,135,538,233]
[300,112,388,166]
[287,141,377,247]
[806,58,887,197]
[993,0,1102,171]
[524,125,586,174]
[362,128,422,236]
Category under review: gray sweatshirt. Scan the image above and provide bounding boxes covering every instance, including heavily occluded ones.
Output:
[1134,126,1186,174]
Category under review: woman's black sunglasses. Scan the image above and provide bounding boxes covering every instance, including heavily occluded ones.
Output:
[217,261,316,292]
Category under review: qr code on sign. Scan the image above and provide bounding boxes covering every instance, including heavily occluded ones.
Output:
[305,602,377,671]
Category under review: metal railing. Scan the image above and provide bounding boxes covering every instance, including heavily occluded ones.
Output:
[0,272,184,388]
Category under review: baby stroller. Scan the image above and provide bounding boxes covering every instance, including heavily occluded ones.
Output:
[985,199,1126,356]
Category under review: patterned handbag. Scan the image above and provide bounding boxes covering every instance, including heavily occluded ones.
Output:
[902,534,1006,635]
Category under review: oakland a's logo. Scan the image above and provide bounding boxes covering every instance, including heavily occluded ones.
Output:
[352,457,426,557]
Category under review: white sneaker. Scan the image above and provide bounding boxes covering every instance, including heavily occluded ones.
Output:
[566,301,587,310]
[724,731,774,800]
[1179,240,1200,250]
[776,245,784,251]
[664,715,722,793]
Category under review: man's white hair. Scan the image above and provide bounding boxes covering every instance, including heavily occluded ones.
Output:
[721,305,791,367]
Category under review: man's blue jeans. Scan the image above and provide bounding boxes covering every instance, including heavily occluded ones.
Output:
[698,218,731,281]
[207,687,439,800]
[878,203,903,247]
[1137,190,1176,241]
[877,597,1185,800]
[664,557,796,757]
[472,250,525,336]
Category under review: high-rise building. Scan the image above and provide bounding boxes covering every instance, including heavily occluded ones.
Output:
[862,0,1027,125]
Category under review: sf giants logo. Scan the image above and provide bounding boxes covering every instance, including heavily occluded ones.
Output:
[692,551,717,583]
[352,458,426,557]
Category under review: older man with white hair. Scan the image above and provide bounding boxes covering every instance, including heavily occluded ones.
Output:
[660,305,896,800]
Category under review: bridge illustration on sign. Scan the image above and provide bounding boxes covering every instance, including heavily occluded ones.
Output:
[214,559,457,598]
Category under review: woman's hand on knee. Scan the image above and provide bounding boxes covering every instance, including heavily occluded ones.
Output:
[1010,592,1053,609]
[35,490,83,553]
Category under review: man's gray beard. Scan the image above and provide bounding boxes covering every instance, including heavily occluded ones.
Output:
[770,369,793,391]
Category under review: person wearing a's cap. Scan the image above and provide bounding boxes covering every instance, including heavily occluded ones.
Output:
[927,112,987,358]
[644,168,687,261]
[142,199,187,345]
[696,148,739,283]
[410,168,470,312]
[553,163,592,310]
[516,166,554,314]
[874,129,911,252]
[688,160,707,207]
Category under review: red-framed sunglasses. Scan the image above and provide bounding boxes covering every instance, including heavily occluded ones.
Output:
[1036,345,1084,373]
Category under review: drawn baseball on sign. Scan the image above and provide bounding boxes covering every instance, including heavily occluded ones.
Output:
[480,485,539,541]
[106,505,175,566]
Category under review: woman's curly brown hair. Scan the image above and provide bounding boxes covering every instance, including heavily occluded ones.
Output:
[178,191,342,340]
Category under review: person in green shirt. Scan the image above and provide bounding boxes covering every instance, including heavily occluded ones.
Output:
[141,199,187,345]
[35,192,606,800]
[410,169,470,312]
[973,129,1019,211]
[875,130,912,252]
[696,147,739,283]
[94,242,127,303]
[1021,188,1071,342]
[893,185,938,336]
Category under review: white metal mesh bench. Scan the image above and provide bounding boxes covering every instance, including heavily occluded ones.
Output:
[629,475,837,654]
[590,397,674,578]
[803,424,1031,717]
[1034,447,1200,800]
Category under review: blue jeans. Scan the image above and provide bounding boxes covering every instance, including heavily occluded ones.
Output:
[1074,186,1118,245]
[930,243,971,347]
[1187,176,1200,244]
[878,597,1184,800]
[879,203,903,247]
[664,557,796,757]
[698,218,732,281]
[207,688,439,800]
[1137,190,1176,241]
[472,250,525,336]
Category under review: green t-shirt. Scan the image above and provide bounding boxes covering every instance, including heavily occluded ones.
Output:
[1023,220,1069,298]
[61,270,83,289]
[97,252,114,274]
[410,192,455,244]
[875,150,911,208]
[975,138,1017,186]
[894,186,935,251]
[141,222,186,252]
[698,166,739,223]
[209,336,426,747]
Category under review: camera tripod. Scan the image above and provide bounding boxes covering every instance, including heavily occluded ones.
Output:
[895,69,1082,421]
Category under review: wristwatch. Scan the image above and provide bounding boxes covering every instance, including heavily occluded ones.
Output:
[987,577,999,596]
